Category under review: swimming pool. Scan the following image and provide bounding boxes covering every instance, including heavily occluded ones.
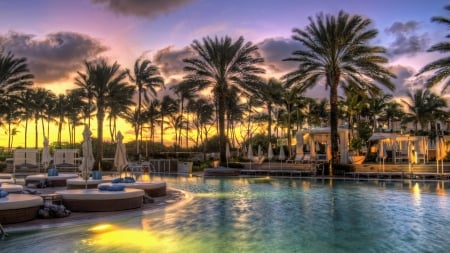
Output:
[2,177,450,253]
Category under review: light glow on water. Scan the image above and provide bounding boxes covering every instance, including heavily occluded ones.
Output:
[3,177,450,253]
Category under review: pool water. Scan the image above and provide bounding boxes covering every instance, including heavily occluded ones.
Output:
[2,177,450,253]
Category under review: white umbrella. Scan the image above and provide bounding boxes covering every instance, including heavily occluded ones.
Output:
[268,144,274,160]
[257,145,262,160]
[378,142,387,172]
[247,144,253,169]
[268,143,274,169]
[41,136,52,169]
[437,137,447,174]
[226,142,231,168]
[114,131,128,177]
[296,132,304,156]
[326,143,332,162]
[79,125,95,186]
[279,145,286,169]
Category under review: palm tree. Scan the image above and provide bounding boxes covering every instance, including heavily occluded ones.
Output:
[172,81,197,149]
[16,89,34,148]
[284,11,395,166]
[76,59,128,164]
[401,89,447,132]
[159,95,178,147]
[127,58,164,155]
[142,99,160,151]
[417,5,450,93]
[254,78,283,143]
[106,81,135,142]
[74,70,95,127]
[0,52,34,97]
[183,36,264,163]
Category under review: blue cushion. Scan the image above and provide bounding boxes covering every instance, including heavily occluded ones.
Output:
[112,177,135,184]
[0,190,9,198]
[98,184,125,191]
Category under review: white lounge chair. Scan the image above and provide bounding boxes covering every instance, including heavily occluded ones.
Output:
[13,149,40,178]
[53,149,79,172]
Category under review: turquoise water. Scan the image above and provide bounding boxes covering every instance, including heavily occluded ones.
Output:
[2,177,450,253]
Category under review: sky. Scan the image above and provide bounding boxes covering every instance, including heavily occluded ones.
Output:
[0,0,449,147]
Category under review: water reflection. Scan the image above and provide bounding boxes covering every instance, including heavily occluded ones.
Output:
[3,177,450,253]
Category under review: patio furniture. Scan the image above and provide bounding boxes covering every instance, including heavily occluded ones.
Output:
[25,173,78,187]
[55,188,144,212]
[0,194,43,224]
[66,176,114,189]
[98,181,167,197]
[0,184,23,193]
[53,149,79,172]
[13,149,40,175]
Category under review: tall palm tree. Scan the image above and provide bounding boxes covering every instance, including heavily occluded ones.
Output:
[0,52,34,97]
[75,69,95,127]
[417,5,450,93]
[142,99,160,150]
[76,59,128,164]
[106,81,135,142]
[254,78,283,142]
[127,58,164,155]
[172,81,197,149]
[183,36,264,163]
[284,11,395,166]
[159,95,178,147]
[16,89,34,148]
[401,88,447,131]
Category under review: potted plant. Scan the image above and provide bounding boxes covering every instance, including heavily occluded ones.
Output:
[348,137,366,164]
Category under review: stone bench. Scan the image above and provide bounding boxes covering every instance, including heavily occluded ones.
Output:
[55,188,145,212]
[0,194,43,224]
[98,181,166,197]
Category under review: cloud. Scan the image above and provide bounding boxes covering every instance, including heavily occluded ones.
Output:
[91,0,193,18]
[152,46,194,77]
[388,64,423,96]
[385,21,429,57]
[256,37,301,76]
[0,31,107,83]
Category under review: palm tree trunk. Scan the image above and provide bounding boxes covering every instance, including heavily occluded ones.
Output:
[330,82,340,169]
[218,91,226,164]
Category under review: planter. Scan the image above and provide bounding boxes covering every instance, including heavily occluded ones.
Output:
[92,170,102,180]
[349,155,365,164]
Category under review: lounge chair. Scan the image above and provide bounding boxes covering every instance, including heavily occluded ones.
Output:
[13,149,40,178]
[53,149,79,172]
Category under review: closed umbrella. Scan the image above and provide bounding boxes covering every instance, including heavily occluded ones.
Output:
[257,145,262,161]
[268,143,274,169]
[296,132,304,157]
[114,131,128,178]
[268,144,274,160]
[79,125,95,187]
[247,144,253,169]
[378,142,387,172]
[437,137,447,174]
[226,142,231,168]
[41,136,52,169]
[279,145,286,169]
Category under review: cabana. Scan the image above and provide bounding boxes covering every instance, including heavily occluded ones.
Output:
[296,128,350,164]
[368,133,429,164]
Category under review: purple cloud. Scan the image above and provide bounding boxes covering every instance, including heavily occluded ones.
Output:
[91,0,194,18]
[0,31,107,83]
